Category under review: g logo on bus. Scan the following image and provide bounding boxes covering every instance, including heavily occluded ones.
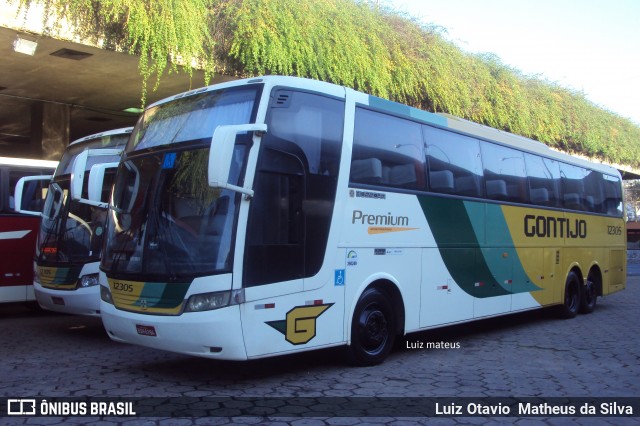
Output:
[266,304,333,345]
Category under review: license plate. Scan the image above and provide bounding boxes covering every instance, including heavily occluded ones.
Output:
[52,297,65,306]
[135,324,157,337]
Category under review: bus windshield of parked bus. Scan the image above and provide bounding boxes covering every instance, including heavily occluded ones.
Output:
[128,86,260,152]
[37,135,128,265]
[102,86,260,281]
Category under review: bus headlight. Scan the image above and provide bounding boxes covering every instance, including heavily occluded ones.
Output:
[100,285,113,305]
[184,289,244,312]
[78,273,100,288]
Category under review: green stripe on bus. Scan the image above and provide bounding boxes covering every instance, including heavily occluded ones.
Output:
[475,203,540,293]
[418,196,540,297]
[137,282,190,309]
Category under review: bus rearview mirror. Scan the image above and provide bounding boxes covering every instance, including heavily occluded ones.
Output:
[87,162,119,208]
[208,123,267,197]
[13,175,53,216]
[71,148,122,206]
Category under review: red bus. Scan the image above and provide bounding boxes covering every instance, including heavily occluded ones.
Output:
[0,157,57,304]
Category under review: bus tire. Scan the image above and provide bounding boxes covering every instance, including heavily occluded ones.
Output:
[559,271,581,319]
[579,276,597,314]
[346,288,395,366]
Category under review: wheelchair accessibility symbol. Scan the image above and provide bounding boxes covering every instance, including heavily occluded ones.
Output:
[335,269,345,286]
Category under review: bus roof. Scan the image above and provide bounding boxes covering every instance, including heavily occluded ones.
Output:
[145,75,621,178]
[69,127,133,146]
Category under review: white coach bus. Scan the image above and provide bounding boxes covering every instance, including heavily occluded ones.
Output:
[98,76,625,365]
[17,128,131,316]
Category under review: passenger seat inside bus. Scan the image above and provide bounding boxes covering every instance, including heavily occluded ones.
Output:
[383,163,417,186]
[564,193,583,210]
[530,187,550,205]
[429,170,454,192]
[455,175,481,196]
[486,179,508,199]
[351,158,383,183]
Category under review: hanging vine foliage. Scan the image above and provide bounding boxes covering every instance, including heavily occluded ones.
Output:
[229,0,416,100]
[227,0,640,167]
[13,0,640,168]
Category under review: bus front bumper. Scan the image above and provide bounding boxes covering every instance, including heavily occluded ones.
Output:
[100,301,248,360]
[34,282,101,316]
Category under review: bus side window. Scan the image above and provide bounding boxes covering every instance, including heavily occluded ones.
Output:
[583,170,605,214]
[481,142,527,203]
[424,126,483,197]
[560,163,587,211]
[351,108,425,190]
[524,154,561,208]
[603,175,623,217]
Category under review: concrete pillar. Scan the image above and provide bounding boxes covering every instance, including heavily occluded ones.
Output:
[31,102,69,161]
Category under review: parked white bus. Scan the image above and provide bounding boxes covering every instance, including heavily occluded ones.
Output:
[16,128,131,316]
[99,76,625,365]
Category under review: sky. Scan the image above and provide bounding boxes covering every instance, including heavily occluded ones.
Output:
[387,0,640,124]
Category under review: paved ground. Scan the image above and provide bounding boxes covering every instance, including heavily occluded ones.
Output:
[1,273,639,425]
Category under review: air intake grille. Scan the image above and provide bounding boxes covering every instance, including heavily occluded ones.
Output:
[50,48,93,61]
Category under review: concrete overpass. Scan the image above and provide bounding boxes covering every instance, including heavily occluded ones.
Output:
[0,1,230,160]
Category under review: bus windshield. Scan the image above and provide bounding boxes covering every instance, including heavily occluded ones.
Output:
[128,86,259,152]
[101,86,260,280]
[36,135,127,265]
[37,179,100,263]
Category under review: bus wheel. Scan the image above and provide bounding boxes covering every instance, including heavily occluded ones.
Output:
[559,271,581,319]
[579,276,597,314]
[346,288,395,366]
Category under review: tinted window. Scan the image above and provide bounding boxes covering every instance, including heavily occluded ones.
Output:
[524,154,562,207]
[481,142,527,203]
[269,89,343,177]
[602,174,623,217]
[351,108,425,190]
[425,126,483,197]
[583,170,605,213]
[245,90,345,287]
[560,163,588,211]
